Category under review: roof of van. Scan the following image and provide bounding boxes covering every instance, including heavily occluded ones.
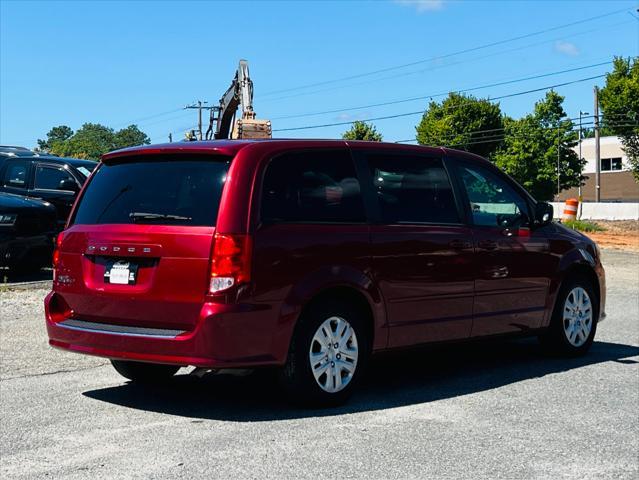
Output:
[102,139,485,163]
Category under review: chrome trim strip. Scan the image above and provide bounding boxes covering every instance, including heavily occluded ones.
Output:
[58,319,185,339]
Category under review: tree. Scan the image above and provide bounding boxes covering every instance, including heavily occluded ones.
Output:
[415,92,503,158]
[48,123,150,160]
[598,56,639,181]
[113,125,151,150]
[580,125,615,139]
[342,121,383,141]
[492,91,584,201]
[37,125,73,152]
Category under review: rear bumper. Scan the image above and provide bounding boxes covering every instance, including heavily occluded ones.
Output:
[45,291,285,368]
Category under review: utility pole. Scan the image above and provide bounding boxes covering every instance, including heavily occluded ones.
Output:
[185,101,216,141]
[557,127,561,200]
[185,100,209,141]
[594,87,601,202]
[578,110,589,217]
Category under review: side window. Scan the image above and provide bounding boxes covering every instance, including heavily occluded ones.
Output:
[34,165,76,191]
[261,150,365,223]
[601,157,622,171]
[2,162,28,188]
[458,164,529,227]
[367,154,459,224]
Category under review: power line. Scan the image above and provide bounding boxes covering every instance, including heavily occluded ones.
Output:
[395,122,639,148]
[136,111,193,128]
[395,117,598,144]
[272,61,611,121]
[273,74,606,133]
[263,17,632,104]
[113,108,184,129]
[150,124,198,143]
[395,117,638,145]
[261,7,629,97]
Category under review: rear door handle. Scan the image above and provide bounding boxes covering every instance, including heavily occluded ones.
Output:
[478,240,498,251]
[449,239,472,249]
[487,266,509,278]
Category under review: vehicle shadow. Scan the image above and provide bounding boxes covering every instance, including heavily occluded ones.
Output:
[83,339,639,421]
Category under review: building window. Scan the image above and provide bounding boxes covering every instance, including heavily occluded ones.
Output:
[601,157,622,171]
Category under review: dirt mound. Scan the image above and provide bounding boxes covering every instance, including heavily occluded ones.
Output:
[585,221,639,252]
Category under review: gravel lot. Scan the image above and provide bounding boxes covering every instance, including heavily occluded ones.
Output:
[1,249,638,479]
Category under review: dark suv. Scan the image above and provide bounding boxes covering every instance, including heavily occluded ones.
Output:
[45,140,605,405]
[0,153,97,229]
[1,192,56,272]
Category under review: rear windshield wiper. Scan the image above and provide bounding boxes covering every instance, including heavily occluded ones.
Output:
[129,212,192,222]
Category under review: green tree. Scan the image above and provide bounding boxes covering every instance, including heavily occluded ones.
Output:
[580,125,615,139]
[598,56,639,181]
[342,121,383,141]
[37,125,73,152]
[48,123,150,160]
[113,125,151,150]
[415,92,503,158]
[493,91,583,201]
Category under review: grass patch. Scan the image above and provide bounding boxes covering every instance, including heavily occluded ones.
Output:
[562,219,606,232]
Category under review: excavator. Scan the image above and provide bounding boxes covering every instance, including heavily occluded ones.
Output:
[204,59,272,140]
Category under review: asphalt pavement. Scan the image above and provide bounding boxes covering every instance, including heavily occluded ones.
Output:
[1,250,638,479]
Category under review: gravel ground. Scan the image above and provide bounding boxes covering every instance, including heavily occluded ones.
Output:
[1,249,638,479]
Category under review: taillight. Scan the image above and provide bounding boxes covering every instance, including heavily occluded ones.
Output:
[52,232,64,281]
[209,233,252,294]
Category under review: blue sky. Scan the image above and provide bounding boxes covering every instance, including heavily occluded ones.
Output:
[1,0,637,147]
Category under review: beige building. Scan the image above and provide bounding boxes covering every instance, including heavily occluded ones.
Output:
[559,136,639,202]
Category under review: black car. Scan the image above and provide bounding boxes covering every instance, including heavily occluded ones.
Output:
[0,153,97,229]
[0,192,57,272]
[0,145,35,156]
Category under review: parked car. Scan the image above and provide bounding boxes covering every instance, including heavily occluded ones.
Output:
[44,140,605,406]
[0,153,97,229]
[0,145,36,156]
[1,192,57,273]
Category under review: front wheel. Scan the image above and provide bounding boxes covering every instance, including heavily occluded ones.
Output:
[540,277,598,356]
[279,300,370,407]
[110,360,180,383]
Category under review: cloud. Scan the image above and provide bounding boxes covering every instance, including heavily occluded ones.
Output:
[334,112,372,122]
[554,40,579,56]
[395,0,445,13]
[336,113,354,121]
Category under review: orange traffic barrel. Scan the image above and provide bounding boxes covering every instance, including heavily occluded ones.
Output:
[562,198,579,221]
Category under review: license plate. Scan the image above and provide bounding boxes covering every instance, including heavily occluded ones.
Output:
[104,260,138,285]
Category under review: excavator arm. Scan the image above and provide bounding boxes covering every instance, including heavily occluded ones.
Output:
[212,60,271,140]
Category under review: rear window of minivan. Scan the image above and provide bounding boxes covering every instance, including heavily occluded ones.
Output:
[71,155,230,226]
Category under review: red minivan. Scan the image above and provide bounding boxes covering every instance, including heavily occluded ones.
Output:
[45,140,606,405]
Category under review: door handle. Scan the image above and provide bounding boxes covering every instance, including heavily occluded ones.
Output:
[478,240,498,251]
[449,239,472,250]
[487,266,509,278]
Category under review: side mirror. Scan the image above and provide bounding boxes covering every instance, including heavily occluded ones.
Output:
[534,202,553,226]
[58,179,79,192]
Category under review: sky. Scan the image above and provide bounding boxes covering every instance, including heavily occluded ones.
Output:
[1,0,638,148]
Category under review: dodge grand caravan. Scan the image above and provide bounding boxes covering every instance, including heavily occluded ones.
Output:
[45,140,605,405]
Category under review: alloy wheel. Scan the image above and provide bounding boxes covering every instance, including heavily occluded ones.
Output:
[308,316,359,393]
[562,286,593,347]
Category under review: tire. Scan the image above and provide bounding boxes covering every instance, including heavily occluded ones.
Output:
[279,298,371,407]
[110,360,180,383]
[539,276,598,356]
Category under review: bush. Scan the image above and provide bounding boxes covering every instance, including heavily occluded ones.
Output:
[562,219,605,233]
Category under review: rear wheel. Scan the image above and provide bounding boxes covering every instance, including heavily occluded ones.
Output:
[540,277,598,356]
[279,299,370,407]
[110,360,180,383]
